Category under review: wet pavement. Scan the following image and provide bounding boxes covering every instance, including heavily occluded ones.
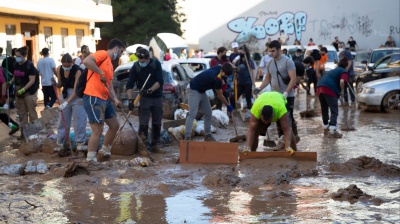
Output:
[0,91,399,223]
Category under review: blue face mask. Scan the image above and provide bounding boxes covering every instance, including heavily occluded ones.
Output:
[139,61,148,68]
[62,66,72,71]
[113,48,119,60]
[16,57,23,63]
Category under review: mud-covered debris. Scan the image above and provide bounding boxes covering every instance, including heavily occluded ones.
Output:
[327,156,400,177]
[0,164,25,175]
[331,184,384,205]
[19,139,42,155]
[24,160,48,174]
[64,162,90,178]
[130,157,152,167]
[202,171,241,187]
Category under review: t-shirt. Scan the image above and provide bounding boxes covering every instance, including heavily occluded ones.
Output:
[251,91,287,122]
[13,61,37,95]
[317,73,348,97]
[210,57,230,68]
[74,56,83,66]
[189,65,223,93]
[37,57,56,86]
[339,50,354,76]
[317,53,328,71]
[348,40,357,48]
[83,50,113,100]
[267,56,296,97]
[259,54,273,74]
[229,52,239,62]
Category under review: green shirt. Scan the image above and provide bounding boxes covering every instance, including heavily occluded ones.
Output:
[250,91,287,122]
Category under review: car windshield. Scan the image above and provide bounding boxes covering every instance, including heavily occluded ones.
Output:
[326,51,338,62]
[355,52,371,62]
[163,70,174,84]
[371,49,400,63]
[180,64,195,78]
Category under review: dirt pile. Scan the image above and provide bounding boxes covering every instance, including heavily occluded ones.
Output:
[327,156,400,177]
[202,169,241,188]
[331,184,384,205]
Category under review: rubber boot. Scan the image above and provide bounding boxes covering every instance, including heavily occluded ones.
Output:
[151,124,165,153]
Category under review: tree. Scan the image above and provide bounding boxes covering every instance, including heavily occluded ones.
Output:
[97,0,186,45]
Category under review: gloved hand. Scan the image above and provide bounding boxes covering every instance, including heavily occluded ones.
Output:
[3,104,9,110]
[242,146,251,155]
[17,88,25,95]
[283,91,288,99]
[1,95,6,104]
[128,100,135,111]
[286,146,295,155]
[58,101,68,111]
[141,89,152,96]
[253,88,261,95]
[227,105,234,113]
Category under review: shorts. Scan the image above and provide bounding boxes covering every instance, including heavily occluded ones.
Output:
[83,94,116,123]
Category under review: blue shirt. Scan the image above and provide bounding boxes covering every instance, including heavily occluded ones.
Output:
[189,65,223,93]
[339,50,354,76]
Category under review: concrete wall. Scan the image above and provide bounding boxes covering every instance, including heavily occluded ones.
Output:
[186,0,399,52]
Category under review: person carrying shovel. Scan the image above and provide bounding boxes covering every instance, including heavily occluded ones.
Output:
[243,91,297,153]
[0,65,19,135]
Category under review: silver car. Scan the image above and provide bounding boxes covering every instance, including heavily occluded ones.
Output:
[357,76,400,112]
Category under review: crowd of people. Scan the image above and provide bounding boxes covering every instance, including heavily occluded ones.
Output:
[0,33,396,159]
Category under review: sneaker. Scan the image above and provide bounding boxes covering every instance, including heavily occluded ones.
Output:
[98,145,111,158]
[86,151,97,162]
[8,125,20,135]
[328,129,343,138]
[323,123,329,135]
[204,134,216,142]
[45,105,51,109]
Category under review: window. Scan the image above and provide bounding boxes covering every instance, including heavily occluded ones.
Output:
[61,28,69,51]
[5,24,16,55]
[76,29,84,48]
[44,27,53,53]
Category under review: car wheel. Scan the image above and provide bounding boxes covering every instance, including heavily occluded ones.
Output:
[356,81,364,93]
[382,91,400,113]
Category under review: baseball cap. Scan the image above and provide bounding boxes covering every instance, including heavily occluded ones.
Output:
[231,42,239,49]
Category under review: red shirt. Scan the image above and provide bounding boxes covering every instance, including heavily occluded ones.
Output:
[317,72,348,97]
[210,57,230,68]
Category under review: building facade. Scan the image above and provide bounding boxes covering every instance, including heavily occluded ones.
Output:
[0,0,113,65]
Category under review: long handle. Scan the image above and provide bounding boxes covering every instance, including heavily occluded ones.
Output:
[133,73,152,106]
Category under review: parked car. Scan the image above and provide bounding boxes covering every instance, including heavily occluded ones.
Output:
[148,33,189,60]
[282,45,306,56]
[113,60,192,119]
[361,47,400,69]
[357,76,400,112]
[174,58,211,78]
[355,53,400,93]
[305,45,339,72]
[354,49,372,76]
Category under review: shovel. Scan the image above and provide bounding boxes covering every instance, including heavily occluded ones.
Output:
[228,111,246,142]
[263,130,276,147]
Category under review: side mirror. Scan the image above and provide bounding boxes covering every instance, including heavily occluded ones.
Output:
[367,66,373,71]
[361,60,367,64]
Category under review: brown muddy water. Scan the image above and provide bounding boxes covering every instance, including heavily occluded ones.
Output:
[0,92,399,224]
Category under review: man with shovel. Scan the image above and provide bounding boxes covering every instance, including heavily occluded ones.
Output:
[244,91,297,153]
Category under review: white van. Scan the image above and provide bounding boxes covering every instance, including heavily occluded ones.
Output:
[149,33,189,60]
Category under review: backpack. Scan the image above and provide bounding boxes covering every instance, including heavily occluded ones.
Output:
[14,61,40,93]
[75,57,108,98]
[134,58,157,73]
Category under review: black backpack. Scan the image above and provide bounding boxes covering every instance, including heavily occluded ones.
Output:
[14,61,39,92]
[75,57,107,98]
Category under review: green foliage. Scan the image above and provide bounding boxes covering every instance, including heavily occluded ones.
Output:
[97,0,186,45]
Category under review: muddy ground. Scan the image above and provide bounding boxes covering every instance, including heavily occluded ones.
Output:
[0,91,399,224]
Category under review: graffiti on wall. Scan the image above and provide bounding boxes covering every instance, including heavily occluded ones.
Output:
[316,13,374,40]
[227,11,307,43]
[390,26,400,35]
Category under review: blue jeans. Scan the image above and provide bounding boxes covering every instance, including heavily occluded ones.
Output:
[57,89,87,145]
[344,76,355,102]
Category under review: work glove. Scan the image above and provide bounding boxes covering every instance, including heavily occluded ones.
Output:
[241,146,251,155]
[1,95,6,104]
[253,88,261,95]
[141,89,152,96]
[286,146,295,155]
[227,105,234,113]
[3,103,9,110]
[17,88,25,95]
[58,101,68,111]
[128,100,135,111]
[283,91,288,99]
